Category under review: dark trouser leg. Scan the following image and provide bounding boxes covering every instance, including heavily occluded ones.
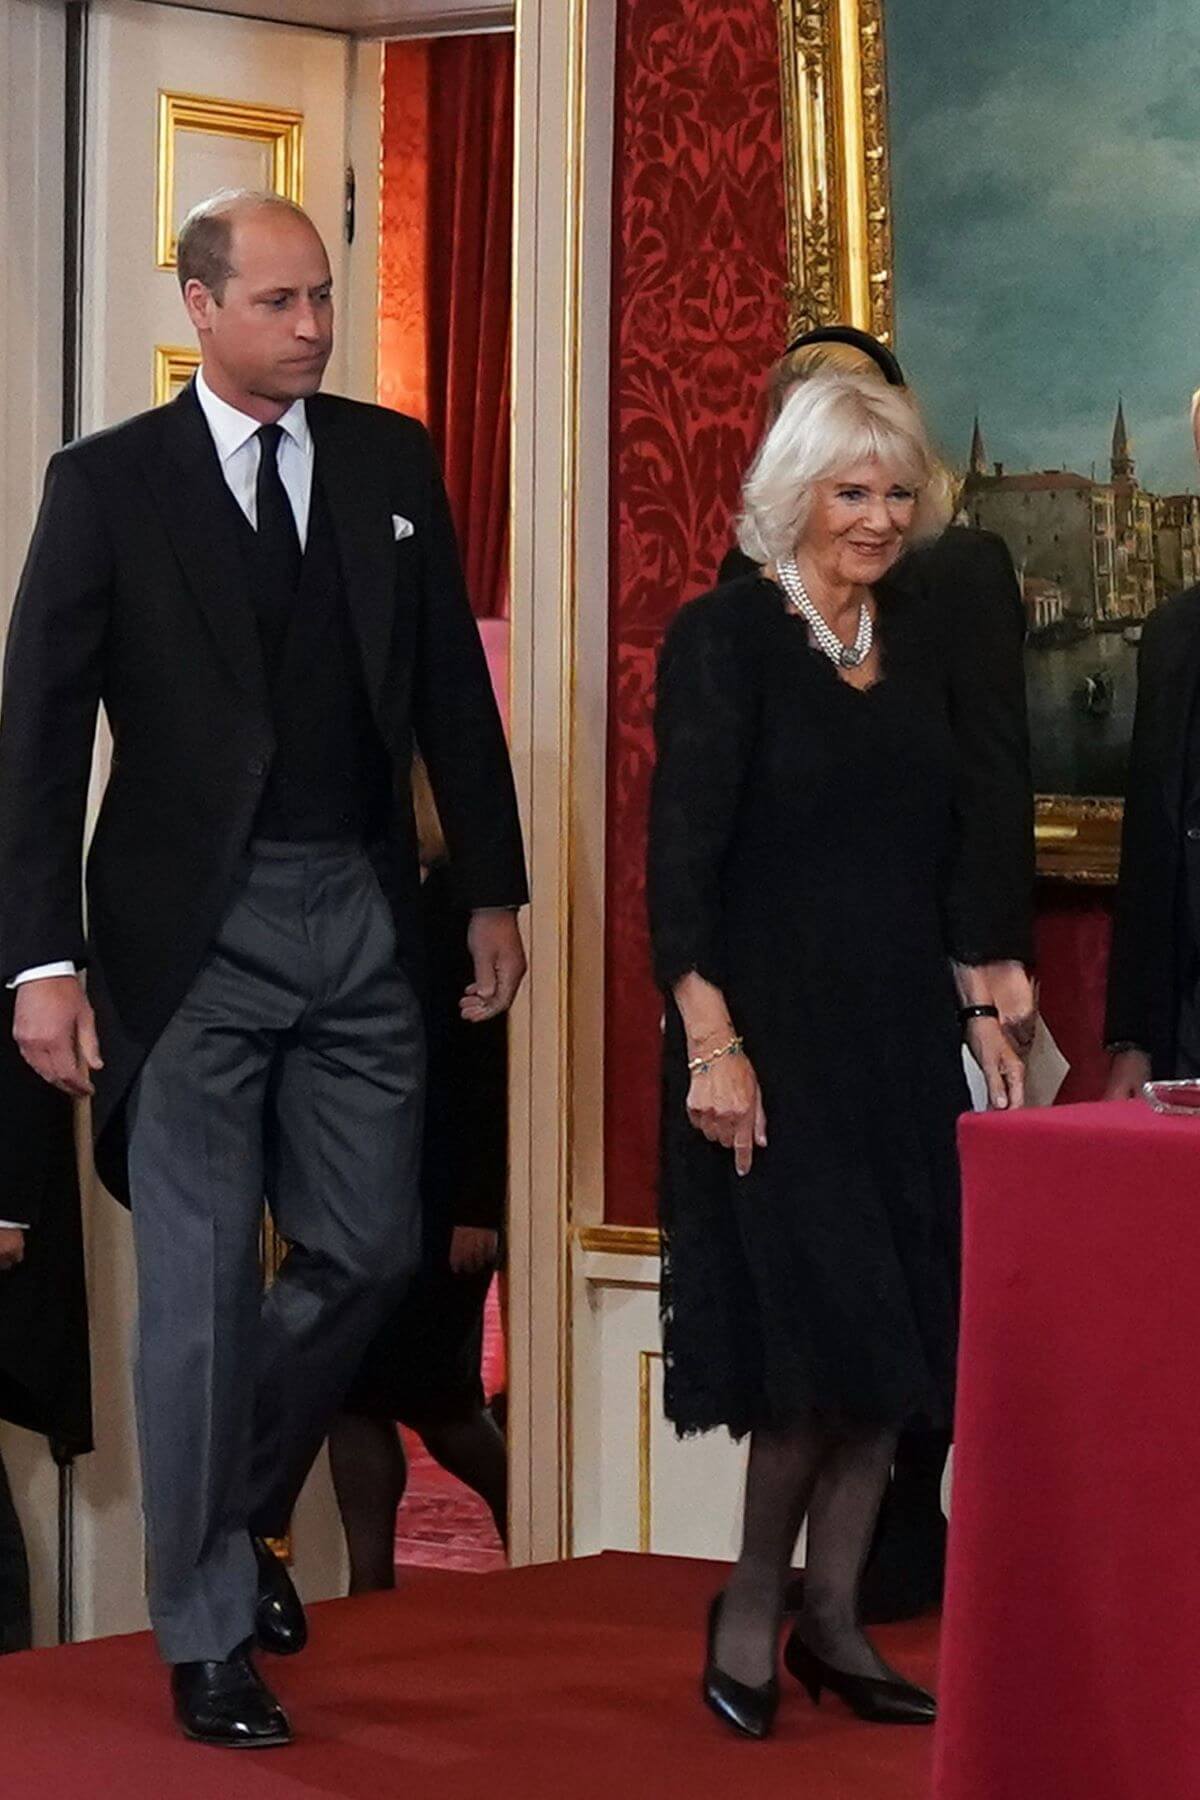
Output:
[419,1412,508,1546]
[127,885,283,1666]
[249,848,423,1537]
[329,1413,408,1593]
[127,844,423,1664]
[859,1426,950,1621]
[0,1449,31,1654]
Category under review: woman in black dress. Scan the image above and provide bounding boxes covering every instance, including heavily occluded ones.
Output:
[719,326,1035,1627]
[649,369,1021,1738]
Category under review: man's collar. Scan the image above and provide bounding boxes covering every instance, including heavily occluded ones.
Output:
[194,366,310,462]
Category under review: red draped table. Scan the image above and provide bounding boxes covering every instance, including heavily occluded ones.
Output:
[935,1101,1200,1800]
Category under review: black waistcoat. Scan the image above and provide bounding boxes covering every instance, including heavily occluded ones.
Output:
[235,473,392,842]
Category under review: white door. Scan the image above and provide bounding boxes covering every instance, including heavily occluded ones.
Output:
[73,0,366,1642]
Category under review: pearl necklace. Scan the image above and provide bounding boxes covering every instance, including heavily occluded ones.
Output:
[776,556,873,669]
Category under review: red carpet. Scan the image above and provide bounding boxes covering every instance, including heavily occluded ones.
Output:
[0,1555,937,1799]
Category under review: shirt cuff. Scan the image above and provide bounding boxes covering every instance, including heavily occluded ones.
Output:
[7,962,78,988]
[0,1221,29,1231]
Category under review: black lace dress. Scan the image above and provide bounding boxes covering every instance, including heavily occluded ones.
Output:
[648,571,970,1440]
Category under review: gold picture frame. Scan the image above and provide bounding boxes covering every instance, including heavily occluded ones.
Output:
[775,0,1120,881]
[156,91,304,271]
[153,344,200,405]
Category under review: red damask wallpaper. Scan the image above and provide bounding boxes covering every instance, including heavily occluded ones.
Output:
[605,0,789,1224]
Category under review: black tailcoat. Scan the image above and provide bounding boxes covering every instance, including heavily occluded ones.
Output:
[0,386,528,1202]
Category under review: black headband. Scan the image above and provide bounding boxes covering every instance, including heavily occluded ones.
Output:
[782,325,905,388]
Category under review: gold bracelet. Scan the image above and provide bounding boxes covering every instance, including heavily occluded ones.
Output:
[687,1035,744,1075]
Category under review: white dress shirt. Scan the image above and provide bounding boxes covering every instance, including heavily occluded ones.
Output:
[192,365,313,545]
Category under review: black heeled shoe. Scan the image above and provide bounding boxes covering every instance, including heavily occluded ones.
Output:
[783,1630,936,1725]
[701,1594,779,1740]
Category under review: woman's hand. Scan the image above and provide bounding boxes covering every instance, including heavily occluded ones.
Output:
[965,1015,1025,1111]
[686,1051,768,1177]
[1105,1048,1151,1101]
[954,960,1037,1060]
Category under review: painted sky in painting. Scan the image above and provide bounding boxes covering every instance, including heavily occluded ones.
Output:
[887,0,1200,494]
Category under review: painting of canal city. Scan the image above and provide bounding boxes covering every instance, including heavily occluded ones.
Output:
[884,0,1200,799]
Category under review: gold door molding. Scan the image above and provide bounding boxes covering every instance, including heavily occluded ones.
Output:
[775,0,894,345]
[153,344,200,405]
[156,91,305,271]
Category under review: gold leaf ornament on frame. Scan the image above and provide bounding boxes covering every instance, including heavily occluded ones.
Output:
[774,0,895,344]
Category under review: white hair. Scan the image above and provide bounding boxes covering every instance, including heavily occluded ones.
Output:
[736,369,952,565]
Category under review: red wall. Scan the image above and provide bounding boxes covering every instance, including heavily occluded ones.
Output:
[606,0,789,1225]
[603,0,1113,1226]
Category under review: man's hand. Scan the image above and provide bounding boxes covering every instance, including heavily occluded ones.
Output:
[1105,1047,1151,1101]
[984,961,1038,1059]
[13,975,102,1097]
[449,1226,500,1276]
[462,910,526,1022]
[0,1228,24,1272]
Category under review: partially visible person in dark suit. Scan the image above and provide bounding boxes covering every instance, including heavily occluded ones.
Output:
[0,987,92,1652]
[330,762,507,1590]
[719,325,1036,1625]
[1106,391,1200,1095]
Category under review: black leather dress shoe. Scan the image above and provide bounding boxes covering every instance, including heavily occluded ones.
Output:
[171,1645,292,1747]
[253,1536,307,1656]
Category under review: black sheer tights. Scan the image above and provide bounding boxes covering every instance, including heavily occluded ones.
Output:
[329,1410,508,1596]
[714,1419,900,1687]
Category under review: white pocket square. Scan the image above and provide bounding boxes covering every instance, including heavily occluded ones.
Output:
[392,514,415,541]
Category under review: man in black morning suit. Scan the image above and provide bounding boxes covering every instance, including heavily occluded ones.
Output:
[0,191,527,1745]
[1106,397,1200,1096]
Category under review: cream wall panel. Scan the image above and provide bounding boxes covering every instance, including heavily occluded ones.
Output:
[341,37,383,405]
[506,0,616,1565]
[574,1251,755,1565]
[81,0,351,432]
[0,0,64,629]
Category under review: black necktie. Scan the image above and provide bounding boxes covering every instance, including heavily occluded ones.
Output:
[255,422,303,594]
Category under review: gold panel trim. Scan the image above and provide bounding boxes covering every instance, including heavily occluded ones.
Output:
[156,91,305,271]
[775,0,894,342]
[1034,797,1121,885]
[577,1224,662,1257]
[637,1350,663,1553]
[153,344,200,405]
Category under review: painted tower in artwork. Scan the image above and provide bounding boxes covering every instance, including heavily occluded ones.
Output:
[1109,399,1156,617]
